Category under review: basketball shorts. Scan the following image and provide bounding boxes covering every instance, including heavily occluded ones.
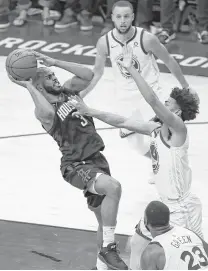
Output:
[61,152,111,208]
[135,192,203,240]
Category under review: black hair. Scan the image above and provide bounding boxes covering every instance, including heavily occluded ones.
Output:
[112,0,134,13]
[170,87,199,121]
[145,201,170,227]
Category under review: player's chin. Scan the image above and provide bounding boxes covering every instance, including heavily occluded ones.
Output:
[119,27,127,32]
[53,85,62,92]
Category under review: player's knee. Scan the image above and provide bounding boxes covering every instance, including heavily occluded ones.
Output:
[106,178,122,198]
[95,175,122,199]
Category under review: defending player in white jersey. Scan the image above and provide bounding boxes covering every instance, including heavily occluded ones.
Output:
[70,44,201,269]
[140,201,208,270]
[80,0,190,155]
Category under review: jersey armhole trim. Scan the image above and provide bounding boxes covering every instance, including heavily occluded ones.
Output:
[150,241,163,248]
[44,109,58,135]
[150,125,161,137]
[140,29,148,55]
[160,132,171,149]
[105,33,110,56]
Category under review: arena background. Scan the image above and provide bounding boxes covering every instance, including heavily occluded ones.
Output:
[0,3,208,269]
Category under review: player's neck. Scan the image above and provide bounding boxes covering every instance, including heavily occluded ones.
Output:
[45,92,64,104]
[114,26,135,43]
[151,225,173,238]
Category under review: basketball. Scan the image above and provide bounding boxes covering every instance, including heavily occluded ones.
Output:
[63,76,91,95]
[6,49,37,81]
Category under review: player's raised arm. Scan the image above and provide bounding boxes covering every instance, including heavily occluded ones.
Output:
[8,75,55,131]
[118,45,187,133]
[79,36,108,99]
[70,95,159,135]
[143,31,189,89]
[143,32,199,103]
[34,52,93,81]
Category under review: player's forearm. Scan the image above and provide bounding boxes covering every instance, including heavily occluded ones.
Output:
[165,56,189,88]
[54,60,94,81]
[87,108,127,128]
[80,71,104,99]
[127,66,158,106]
[27,84,54,117]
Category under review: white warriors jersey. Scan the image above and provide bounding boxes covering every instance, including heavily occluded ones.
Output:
[105,27,160,101]
[150,127,192,200]
[150,226,208,270]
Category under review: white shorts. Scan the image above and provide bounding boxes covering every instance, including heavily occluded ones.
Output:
[138,193,203,239]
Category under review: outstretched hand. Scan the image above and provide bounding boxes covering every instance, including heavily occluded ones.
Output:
[70,95,91,115]
[33,51,56,67]
[7,74,32,88]
[117,43,133,69]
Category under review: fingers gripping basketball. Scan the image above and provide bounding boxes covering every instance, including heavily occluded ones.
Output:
[6,49,37,81]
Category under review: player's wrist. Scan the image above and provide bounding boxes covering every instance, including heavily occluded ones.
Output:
[181,83,189,89]
[53,59,59,67]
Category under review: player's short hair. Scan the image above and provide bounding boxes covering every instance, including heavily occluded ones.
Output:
[32,67,50,89]
[112,0,134,13]
[145,201,170,227]
[170,87,199,121]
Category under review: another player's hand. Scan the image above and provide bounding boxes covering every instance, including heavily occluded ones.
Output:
[70,95,90,115]
[117,43,133,69]
[33,51,56,67]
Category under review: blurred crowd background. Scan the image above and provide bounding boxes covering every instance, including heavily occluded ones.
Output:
[0,0,208,44]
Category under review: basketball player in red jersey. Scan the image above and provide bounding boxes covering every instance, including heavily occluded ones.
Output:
[7,52,128,271]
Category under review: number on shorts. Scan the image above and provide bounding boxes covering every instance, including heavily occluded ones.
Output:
[180,246,208,270]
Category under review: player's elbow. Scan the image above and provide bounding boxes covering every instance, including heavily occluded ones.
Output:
[87,69,94,81]
[83,68,94,81]
[116,122,126,128]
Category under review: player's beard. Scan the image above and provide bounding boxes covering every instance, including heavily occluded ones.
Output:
[45,85,62,96]
[115,24,132,34]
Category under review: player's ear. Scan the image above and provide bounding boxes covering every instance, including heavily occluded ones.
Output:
[175,109,182,117]
[36,83,44,92]
[111,12,114,23]
[132,12,134,22]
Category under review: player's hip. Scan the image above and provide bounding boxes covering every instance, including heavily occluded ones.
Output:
[60,151,111,190]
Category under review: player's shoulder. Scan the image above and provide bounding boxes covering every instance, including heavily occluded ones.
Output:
[141,242,165,270]
[144,242,164,255]
[96,34,111,55]
[142,30,161,52]
[97,34,108,46]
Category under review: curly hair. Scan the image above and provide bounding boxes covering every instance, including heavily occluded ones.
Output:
[170,87,199,121]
